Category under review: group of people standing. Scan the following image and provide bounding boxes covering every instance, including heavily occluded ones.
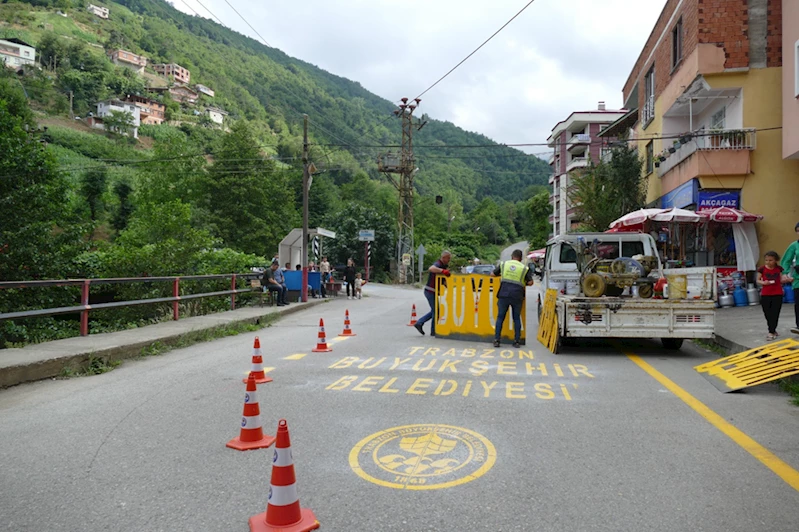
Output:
[261,256,365,303]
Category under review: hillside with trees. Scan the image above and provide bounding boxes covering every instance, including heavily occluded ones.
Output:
[0,0,552,345]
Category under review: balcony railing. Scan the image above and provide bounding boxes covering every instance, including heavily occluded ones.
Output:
[642,94,655,124]
[566,158,589,172]
[657,128,756,178]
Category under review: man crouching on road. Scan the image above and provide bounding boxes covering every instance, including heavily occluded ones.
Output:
[492,249,534,348]
[414,250,451,337]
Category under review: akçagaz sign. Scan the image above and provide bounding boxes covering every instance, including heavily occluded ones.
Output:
[697,190,740,211]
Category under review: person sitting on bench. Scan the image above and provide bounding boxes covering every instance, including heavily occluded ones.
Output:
[263,261,287,306]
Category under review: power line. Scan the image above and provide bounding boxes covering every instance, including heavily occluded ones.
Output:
[219,0,272,47]
[412,0,537,101]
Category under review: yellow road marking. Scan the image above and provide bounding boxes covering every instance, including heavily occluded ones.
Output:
[328,336,351,344]
[627,353,799,492]
[284,354,307,360]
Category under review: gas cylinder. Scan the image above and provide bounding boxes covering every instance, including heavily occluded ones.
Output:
[746,283,760,306]
[733,286,748,307]
[654,277,667,299]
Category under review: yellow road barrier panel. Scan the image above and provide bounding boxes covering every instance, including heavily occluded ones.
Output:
[694,339,799,392]
[433,274,527,343]
[536,289,559,353]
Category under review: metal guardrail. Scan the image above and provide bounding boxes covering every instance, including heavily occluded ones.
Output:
[0,273,261,336]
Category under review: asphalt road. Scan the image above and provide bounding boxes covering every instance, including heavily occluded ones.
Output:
[2,283,799,531]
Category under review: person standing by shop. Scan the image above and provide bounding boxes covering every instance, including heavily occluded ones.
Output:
[758,251,784,341]
[780,223,799,334]
[414,250,451,337]
[492,249,534,348]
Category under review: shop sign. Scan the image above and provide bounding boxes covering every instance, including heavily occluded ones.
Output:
[697,190,740,211]
[661,179,698,209]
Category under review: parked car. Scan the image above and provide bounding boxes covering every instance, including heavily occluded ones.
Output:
[471,264,495,275]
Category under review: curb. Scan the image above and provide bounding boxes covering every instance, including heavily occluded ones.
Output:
[708,333,750,355]
[0,299,326,389]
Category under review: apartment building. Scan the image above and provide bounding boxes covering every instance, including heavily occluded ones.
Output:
[109,49,147,75]
[87,4,109,19]
[621,0,799,257]
[88,100,141,138]
[547,102,627,236]
[123,94,165,125]
[785,0,799,160]
[0,38,35,69]
[153,63,190,84]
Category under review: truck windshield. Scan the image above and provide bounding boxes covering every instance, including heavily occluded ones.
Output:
[558,240,646,264]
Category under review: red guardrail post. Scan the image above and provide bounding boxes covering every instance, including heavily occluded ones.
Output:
[80,279,90,336]
[231,274,237,310]
[173,277,180,321]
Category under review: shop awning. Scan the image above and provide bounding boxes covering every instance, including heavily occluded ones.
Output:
[698,207,763,223]
[528,248,546,260]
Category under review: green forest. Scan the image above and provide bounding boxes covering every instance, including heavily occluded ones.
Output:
[0,0,553,345]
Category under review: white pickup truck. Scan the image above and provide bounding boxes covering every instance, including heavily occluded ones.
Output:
[537,232,716,350]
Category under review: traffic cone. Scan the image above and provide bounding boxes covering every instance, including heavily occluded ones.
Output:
[311,318,332,352]
[249,419,319,532]
[244,337,272,384]
[338,309,356,337]
[406,304,418,326]
[227,373,276,451]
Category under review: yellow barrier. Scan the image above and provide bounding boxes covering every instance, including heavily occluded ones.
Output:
[433,274,527,343]
[694,339,799,392]
[536,289,559,353]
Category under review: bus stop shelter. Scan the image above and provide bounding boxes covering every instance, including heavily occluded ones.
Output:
[278,227,336,269]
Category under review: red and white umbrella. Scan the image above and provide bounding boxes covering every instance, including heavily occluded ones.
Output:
[698,206,763,223]
[609,208,668,229]
[527,248,546,260]
[651,207,703,223]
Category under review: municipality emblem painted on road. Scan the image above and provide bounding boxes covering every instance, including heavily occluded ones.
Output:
[348,424,496,490]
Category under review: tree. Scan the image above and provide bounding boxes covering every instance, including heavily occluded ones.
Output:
[111,181,134,233]
[103,110,135,137]
[568,145,646,231]
[80,167,108,221]
[322,202,394,276]
[524,191,552,249]
[199,120,298,256]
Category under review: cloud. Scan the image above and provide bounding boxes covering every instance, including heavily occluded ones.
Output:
[174,0,668,151]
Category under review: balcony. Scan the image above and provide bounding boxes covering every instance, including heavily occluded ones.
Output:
[549,193,560,205]
[567,134,591,154]
[656,128,756,183]
[566,158,589,172]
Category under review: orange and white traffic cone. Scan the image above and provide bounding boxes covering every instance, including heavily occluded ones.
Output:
[249,419,319,532]
[227,373,276,451]
[311,318,332,352]
[338,309,356,337]
[406,304,418,326]
[245,337,272,384]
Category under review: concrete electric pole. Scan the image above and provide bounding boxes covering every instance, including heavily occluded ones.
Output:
[301,114,309,303]
[378,97,425,283]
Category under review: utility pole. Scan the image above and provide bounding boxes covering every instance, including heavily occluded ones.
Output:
[69,91,73,119]
[378,97,425,283]
[301,114,309,303]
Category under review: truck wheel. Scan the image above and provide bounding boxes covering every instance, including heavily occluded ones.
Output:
[638,283,654,299]
[661,338,684,350]
[582,273,606,298]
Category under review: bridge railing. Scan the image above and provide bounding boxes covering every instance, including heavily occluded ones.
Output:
[0,273,261,336]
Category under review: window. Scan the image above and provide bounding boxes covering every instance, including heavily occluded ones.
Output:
[643,66,655,123]
[795,40,799,97]
[672,18,683,69]
[622,241,645,257]
[646,141,654,174]
[710,107,726,130]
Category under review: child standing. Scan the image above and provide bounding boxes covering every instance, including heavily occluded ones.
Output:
[354,273,366,299]
[757,251,784,341]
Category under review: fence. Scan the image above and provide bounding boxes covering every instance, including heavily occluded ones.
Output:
[0,273,260,337]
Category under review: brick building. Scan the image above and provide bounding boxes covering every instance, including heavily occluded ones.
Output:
[123,94,165,125]
[153,63,190,84]
[619,0,799,262]
[109,49,147,75]
[547,102,627,236]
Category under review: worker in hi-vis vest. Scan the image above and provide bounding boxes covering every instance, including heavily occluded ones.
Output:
[491,249,534,348]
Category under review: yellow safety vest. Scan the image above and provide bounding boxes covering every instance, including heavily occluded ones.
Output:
[500,260,528,286]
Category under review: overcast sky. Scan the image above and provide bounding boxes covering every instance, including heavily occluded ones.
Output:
[173,0,668,155]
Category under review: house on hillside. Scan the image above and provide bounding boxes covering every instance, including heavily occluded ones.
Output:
[87,99,141,138]
[123,94,165,125]
[195,84,215,98]
[109,49,147,75]
[87,4,109,19]
[0,38,36,70]
[153,63,190,84]
[169,84,198,104]
[205,107,228,125]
